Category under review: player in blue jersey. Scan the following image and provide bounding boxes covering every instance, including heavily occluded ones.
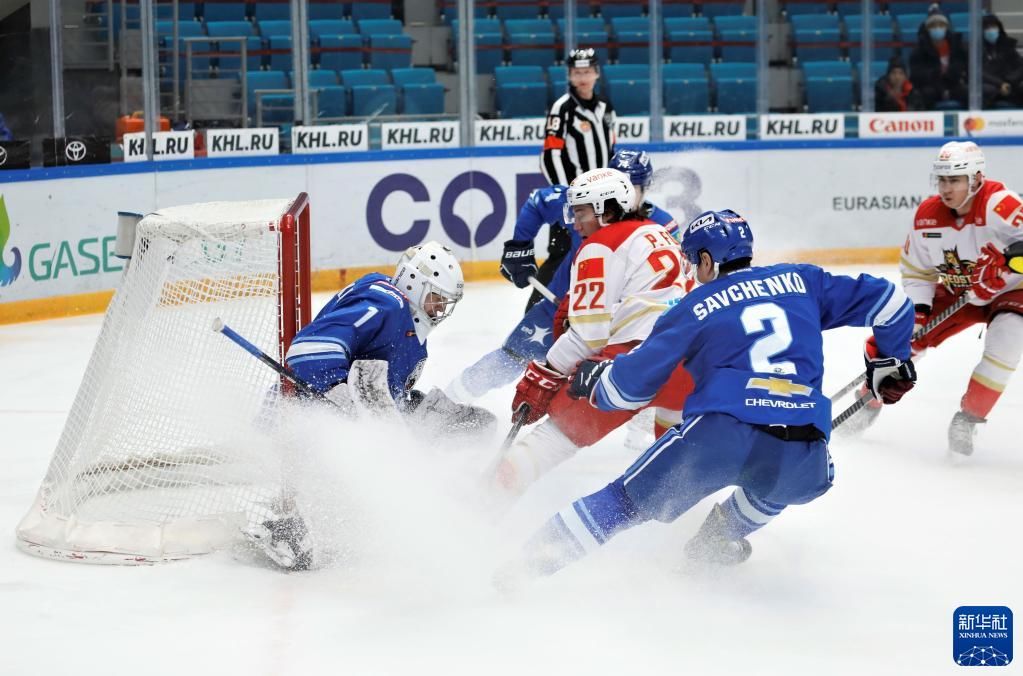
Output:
[446,149,678,402]
[497,209,917,582]
[249,241,494,570]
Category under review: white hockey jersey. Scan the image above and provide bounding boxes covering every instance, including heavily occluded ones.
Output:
[546,219,684,374]
[900,179,1023,308]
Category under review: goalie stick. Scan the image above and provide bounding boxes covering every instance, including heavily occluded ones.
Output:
[212,317,339,407]
[827,290,975,405]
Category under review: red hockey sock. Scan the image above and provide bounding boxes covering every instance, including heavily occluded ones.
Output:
[961,377,1001,419]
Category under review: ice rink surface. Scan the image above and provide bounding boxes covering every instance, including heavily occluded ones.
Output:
[1,266,1020,676]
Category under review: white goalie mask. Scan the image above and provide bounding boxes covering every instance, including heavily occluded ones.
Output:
[392,241,464,343]
[931,141,986,209]
[567,168,635,227]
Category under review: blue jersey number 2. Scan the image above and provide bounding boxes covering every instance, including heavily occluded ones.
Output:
[740,302,797,375]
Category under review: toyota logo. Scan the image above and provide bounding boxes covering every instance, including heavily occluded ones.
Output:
[0,146,7,166]
[65,140,87,162]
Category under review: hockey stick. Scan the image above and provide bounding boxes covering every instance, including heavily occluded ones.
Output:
[527,275,559,304]
[483,402,531,478]
[828,291,976,404]
[212,318,336,405]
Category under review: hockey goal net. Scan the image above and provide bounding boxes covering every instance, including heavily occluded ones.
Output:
[16,194,312,564]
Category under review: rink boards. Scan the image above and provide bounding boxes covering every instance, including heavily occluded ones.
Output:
[2,137,1023,323]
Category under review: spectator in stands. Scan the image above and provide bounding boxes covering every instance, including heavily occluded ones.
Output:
[0,114,13,141]
[908,5,968,110]
[981,14,1023,109]
[875,58,914,112]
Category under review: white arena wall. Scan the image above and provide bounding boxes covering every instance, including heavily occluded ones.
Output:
[2,138,1022,322]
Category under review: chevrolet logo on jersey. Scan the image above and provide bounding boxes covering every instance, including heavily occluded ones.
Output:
[746,377,812,398]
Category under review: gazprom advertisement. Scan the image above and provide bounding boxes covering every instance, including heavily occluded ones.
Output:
[3,141,1023,306]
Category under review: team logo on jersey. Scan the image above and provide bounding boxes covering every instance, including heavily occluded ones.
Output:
[746,377,812,398]
[0,196,23,287]
[938,247,976,290]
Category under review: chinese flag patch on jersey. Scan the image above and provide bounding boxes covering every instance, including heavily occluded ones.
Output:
[577,257,605,280]
[993,194,1022,220]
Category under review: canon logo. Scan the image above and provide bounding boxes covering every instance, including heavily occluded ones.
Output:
[868,118,936,133]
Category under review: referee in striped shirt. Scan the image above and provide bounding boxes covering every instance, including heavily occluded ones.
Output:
[528,48,616,310]
[541,48,616,186]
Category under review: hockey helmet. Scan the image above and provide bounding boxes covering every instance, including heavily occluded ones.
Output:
[610,148,654,189]
[566,47,599,70]
[567,168,635,226]
[681,209,754,266]
[392,241,464,343]
[932,141,985,178]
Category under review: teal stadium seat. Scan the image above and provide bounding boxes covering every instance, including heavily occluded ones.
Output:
[783,1,830,15]
[309,69,347,118]
[844,14,898,65]
[391,68,445,114]
[202,2,249,22]
[340,68,397,116]
[494,0,539,20]
[495,65,548,118]
[601,2,645,19]
[802,60,854,112]
[791,14,843,61]
[663,62,710,113]
[603,63,650,114]
[253,2,290,21]
[258,20,294,71]
[610,17,650,64]
[243,70,292,122]
[546,1,595,19]
[699,0,744,18]
[311,19,363,71]
[350,1,392,20]
[451,19,504,74]
[710,61,756,113]
[714,15,757,62]
[308,1,346,20]
[662,1,694,17]
[505,19,557,67]
[555,17,607,48]
[665,17,713,64]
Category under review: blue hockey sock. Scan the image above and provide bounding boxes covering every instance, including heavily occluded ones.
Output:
[450,348,526,399]
[719,488,786,540]
[518,481,643,577]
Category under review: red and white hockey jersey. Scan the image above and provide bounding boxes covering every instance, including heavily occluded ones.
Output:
[900,179,1023,308]
[546,219,684,374]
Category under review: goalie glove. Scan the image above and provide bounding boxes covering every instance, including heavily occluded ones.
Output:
[863,337,917,405]
[512,360,567,425]
[500,239,539,289]
[568,358,612,404]
[324,360,398,419]
[404,387,497,439]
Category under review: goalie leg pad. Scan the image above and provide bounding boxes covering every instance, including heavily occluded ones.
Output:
[243,512,314,571]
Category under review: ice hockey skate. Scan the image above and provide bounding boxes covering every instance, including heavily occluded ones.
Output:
[683,503,753,568]
[948,410,986,457]
[243,512,314,571]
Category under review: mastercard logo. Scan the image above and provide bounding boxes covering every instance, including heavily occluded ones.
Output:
[963,117,986,132]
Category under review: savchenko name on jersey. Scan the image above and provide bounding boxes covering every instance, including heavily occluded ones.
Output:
[692,270,809,320]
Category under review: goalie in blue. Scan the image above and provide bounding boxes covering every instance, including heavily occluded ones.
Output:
[446,149,679,402]
[498,209,917,582]
[249,242,494,571]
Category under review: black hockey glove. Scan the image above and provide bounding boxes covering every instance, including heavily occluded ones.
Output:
[568,359,612,402]
[863,341,917,405]
[500,239,538,288]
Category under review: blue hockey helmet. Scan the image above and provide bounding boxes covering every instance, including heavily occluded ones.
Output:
[681,209,754,265]
[609,148,653,188]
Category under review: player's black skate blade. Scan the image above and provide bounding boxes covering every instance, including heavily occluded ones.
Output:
[948,410,985,457]
[682,503,753,569]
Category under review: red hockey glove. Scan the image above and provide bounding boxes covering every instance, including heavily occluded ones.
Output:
[512,360,567,424]
[552,295,570,340]
[863,337,917,405]
[971,243,1009,301]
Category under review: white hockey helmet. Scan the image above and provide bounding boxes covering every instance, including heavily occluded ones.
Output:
[392,241,464,343]
[931,141,986,209]
[567,168,635,226]
[932,141,985,178]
